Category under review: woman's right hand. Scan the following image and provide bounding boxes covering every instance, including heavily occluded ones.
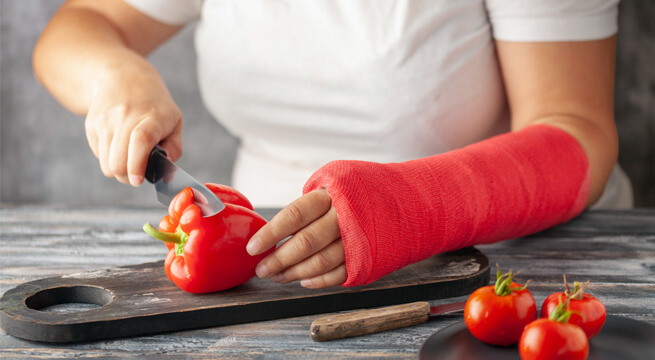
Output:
[33,0,185,187]
[84,65,183,187]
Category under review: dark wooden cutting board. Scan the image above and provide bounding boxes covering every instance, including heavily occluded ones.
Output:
[0,247,489,343]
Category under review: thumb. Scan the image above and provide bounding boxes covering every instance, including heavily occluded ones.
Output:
[127,113,183,186]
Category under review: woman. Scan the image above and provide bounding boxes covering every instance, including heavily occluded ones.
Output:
[34,0,632,289]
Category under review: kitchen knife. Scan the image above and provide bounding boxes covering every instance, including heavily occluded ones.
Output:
[309,301,466,342]
[144,146,225,217]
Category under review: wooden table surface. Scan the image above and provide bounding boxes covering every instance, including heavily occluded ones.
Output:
[1,205,654,359]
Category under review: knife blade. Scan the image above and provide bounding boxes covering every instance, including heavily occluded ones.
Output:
[144,146,225,217]
[309,300,466,342]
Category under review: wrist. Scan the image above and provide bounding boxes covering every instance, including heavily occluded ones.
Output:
[88,52,168,107]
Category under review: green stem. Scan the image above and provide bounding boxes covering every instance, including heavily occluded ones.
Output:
[143,223,189,256]
[563,274,590,300]
[548,298,574,324]
[494,266,529,296]
[143,223,183,244]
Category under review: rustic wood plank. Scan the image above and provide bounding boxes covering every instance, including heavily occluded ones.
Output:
[0,249,489,342]
[1,205,653,358]
[0,205,489,343]
[537,209,655,236]
[476,210,655,286]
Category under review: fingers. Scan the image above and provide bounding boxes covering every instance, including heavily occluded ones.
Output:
[87,105,129,183]
[247,189,333,256]
[84,113,100,159]
[255,204,343,281]
[84,101,183,187]
[157,122,183,162]
[109,117,132,184]
[271,237,345,284]
[300,264,348,289]
[126,115,183,187]
[256,206,340,278]
[246,189,347,289]
[96,132,112,178]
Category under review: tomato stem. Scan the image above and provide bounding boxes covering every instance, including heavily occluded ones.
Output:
[493,264,529,296]
[562,274,591,301]
[548,297,575,324]
[510,280,530,292]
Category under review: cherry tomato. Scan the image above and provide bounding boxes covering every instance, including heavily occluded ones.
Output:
[541,278,606,339]
[541,292,605,339]
[464,269,537,346]
[519,318,589,360]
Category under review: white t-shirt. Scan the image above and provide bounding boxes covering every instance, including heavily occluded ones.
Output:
[124,0,630,209]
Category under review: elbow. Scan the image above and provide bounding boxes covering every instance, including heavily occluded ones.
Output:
[527,114,619,207]
[585,121,619,206]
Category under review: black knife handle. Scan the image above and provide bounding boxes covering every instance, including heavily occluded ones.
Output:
[145,145,167,184]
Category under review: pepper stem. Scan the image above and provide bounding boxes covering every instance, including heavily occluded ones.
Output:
[143,223,183,244]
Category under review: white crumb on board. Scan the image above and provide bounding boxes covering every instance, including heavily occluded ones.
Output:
[132,296,172,307]
[61,267,135,279]
[447,259,481,274]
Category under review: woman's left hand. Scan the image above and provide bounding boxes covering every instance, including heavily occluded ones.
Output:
[245,189,347,289]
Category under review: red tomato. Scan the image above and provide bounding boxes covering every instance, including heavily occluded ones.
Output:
[519,318,589,360]
[541,278,606,339]
[464,281,538,346]
[541,292,606,339]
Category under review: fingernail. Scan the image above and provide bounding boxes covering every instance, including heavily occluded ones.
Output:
[246,237,262,255]
[271,273,285,283]
[300,279,313,288]
[256,263,270,278]
[129,175,143,187]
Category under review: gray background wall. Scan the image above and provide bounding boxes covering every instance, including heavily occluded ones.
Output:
[1,0,654,207]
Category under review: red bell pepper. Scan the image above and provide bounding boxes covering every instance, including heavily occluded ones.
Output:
[143,183,272,293]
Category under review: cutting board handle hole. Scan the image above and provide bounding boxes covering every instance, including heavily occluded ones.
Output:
[24,286,113,313]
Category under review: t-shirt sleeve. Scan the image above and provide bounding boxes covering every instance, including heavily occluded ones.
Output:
[122,0,203,25]
[485,0,620,42]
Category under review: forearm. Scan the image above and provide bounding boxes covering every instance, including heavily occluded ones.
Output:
[33,6,157,115]
[306,125,590,286]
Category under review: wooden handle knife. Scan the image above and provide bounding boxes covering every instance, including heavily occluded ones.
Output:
[310,301,466,341]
